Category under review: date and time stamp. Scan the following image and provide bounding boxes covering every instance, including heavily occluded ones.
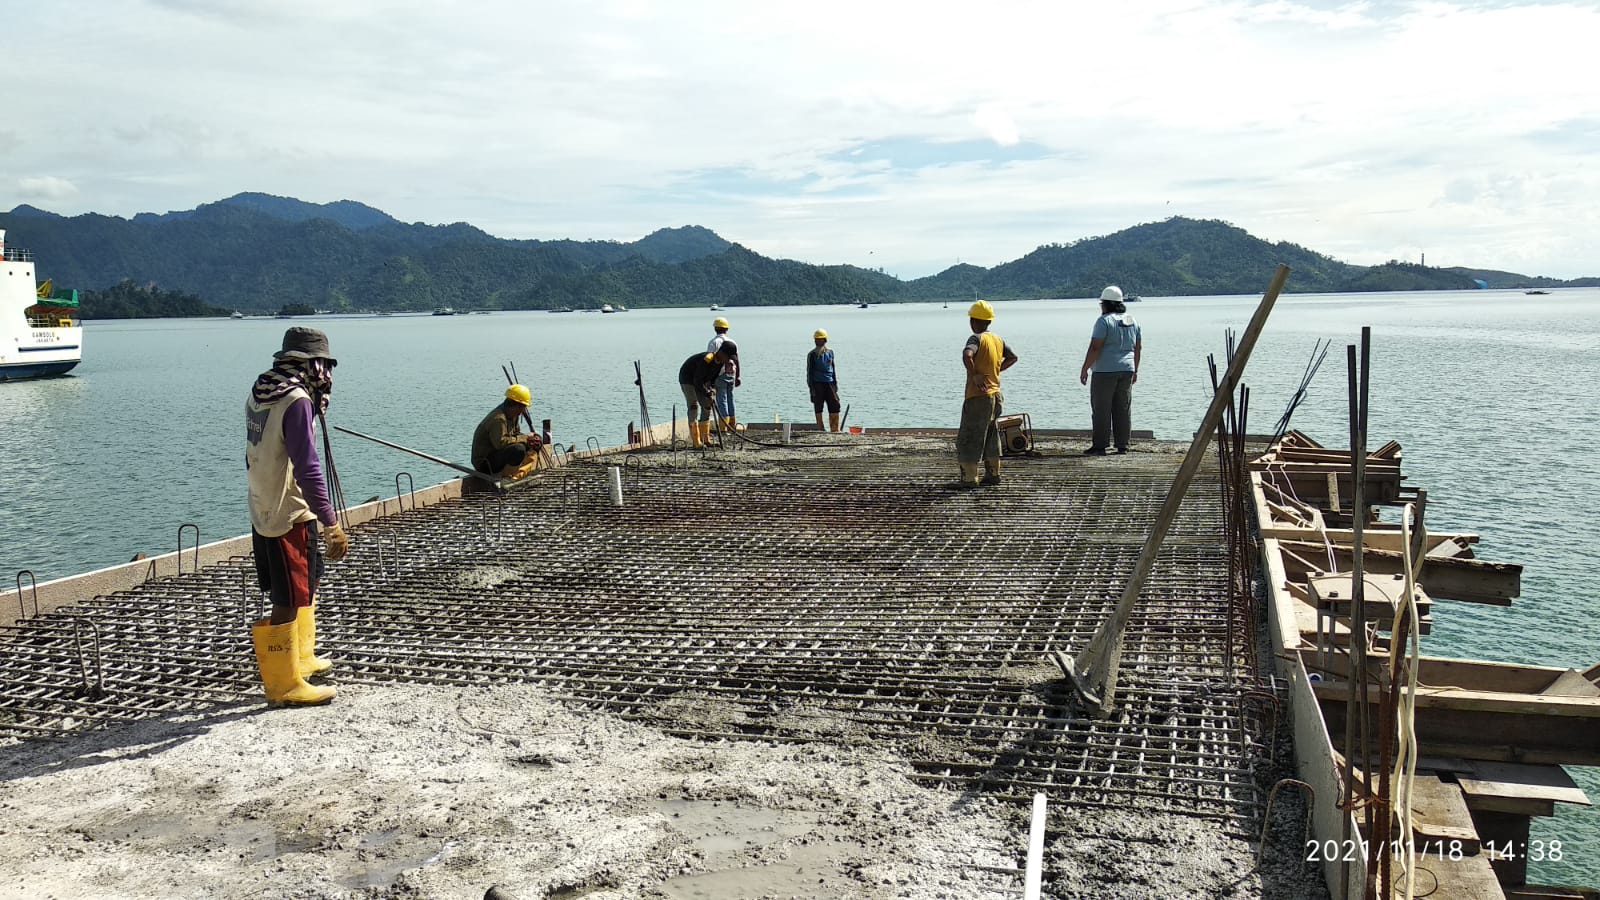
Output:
[1305,838,1569,863]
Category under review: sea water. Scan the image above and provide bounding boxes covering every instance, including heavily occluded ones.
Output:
[2,289,1597,882]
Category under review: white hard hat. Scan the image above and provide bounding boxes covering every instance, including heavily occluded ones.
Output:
[1099,285,1124,304]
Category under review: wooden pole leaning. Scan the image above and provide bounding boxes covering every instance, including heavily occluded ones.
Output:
[1061,264,1291,716]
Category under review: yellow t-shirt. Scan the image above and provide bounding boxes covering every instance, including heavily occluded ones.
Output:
[965,332,1007,399]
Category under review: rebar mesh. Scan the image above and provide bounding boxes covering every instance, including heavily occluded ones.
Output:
[0,440,1266,820]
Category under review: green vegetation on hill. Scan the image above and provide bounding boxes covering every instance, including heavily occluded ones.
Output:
[2,194,1590,318]
[77,279,233,319]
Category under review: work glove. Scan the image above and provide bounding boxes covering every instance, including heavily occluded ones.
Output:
[526,433,543,448]
[323,522,349,561]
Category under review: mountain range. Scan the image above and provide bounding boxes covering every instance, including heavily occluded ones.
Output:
[3,193,1592,316]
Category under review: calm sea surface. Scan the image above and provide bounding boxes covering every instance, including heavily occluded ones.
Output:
[3,288,1597,880]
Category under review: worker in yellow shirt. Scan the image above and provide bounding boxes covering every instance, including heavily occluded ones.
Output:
[956,300,1018,488]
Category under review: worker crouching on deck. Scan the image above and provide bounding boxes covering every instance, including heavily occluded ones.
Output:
[679,341,738,447]
[473,384,543,478]
[245,326,348,707]
[956,301,1018,489]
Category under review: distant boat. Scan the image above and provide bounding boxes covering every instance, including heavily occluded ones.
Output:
[613,303,628,312]
[230,310,245,319]
[432,307,457,316]
[547,306,574,313]
[600,303,616,314]
[2,229,83,381]
[1525,289,1550,295]
[709,303,720,311]
[1124,295,1142,302]
[857,301,869,309]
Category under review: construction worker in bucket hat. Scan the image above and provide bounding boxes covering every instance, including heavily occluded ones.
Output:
[955,300,1017,489]
[245,326,347,706]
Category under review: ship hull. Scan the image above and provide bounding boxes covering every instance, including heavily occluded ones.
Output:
[0,357,82,381]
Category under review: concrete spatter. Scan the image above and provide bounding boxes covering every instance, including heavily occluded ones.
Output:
[0,681,1025,899]
[0,679,1323,899]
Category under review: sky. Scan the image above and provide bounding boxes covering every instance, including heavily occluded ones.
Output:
[5,0,1599,279]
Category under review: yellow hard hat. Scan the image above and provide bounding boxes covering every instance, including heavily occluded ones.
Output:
[814,329,828,340]
[713,317,731,330]
[505,384,531,405]
[968,299,995,321]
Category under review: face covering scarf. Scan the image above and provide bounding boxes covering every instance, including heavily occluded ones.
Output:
[252,357,334,414]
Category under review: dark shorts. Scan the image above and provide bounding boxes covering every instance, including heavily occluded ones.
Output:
[253,520,323,610]
[808,382,840,413]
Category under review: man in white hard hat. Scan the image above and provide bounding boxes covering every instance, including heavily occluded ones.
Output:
[956,300,1018,488]
[1078,285,1142,455]
[472,383,543,477]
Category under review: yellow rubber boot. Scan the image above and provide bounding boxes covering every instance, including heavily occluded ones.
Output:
[815,413,826,431]
[956,462,981,489]
[296,603,333,678]
[982,460,1001,486]
[502,454,540,481]
[829,413,841,433]
[725,415,737,431]
[699,420,713,446]
[252,619,335,706]
[688,419,702,448]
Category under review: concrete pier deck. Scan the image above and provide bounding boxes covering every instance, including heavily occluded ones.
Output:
[0,430,1321,898]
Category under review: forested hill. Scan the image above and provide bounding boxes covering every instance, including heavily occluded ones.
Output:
[2,194,1590,317]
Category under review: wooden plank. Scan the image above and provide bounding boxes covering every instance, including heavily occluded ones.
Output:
[1426,536,1476,559]
[1418,756,1474,775]
[1258,526,1478,554]
[1504,887,1598,900]
[1408,774,1482,853]
[1543,669,1600,698]
[1583,660,1600,684]
[1459,761,1591,808]
[1314,683,1600,767]
[1404,848,1509,899]
[1278,539,1521,606]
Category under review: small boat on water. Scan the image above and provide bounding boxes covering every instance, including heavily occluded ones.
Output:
[600,304,616,314]
[1,229,83,382]
[230,310,245,319]
[857,301,869,309]
[432,307,457,316]
[547,306,574,314]
[1525,289,1550,295]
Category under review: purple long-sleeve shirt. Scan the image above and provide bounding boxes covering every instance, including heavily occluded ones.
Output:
[283,397,336,525]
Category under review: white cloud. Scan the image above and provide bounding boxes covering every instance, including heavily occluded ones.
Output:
[4,0,1599,278]
[17,176,80,202]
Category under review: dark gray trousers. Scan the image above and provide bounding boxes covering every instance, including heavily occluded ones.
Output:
[1089,372,1134,451]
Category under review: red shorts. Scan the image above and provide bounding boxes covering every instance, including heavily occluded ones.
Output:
[252,520,323,609]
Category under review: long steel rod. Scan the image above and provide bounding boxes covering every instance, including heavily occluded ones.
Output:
[332,424,498,483]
